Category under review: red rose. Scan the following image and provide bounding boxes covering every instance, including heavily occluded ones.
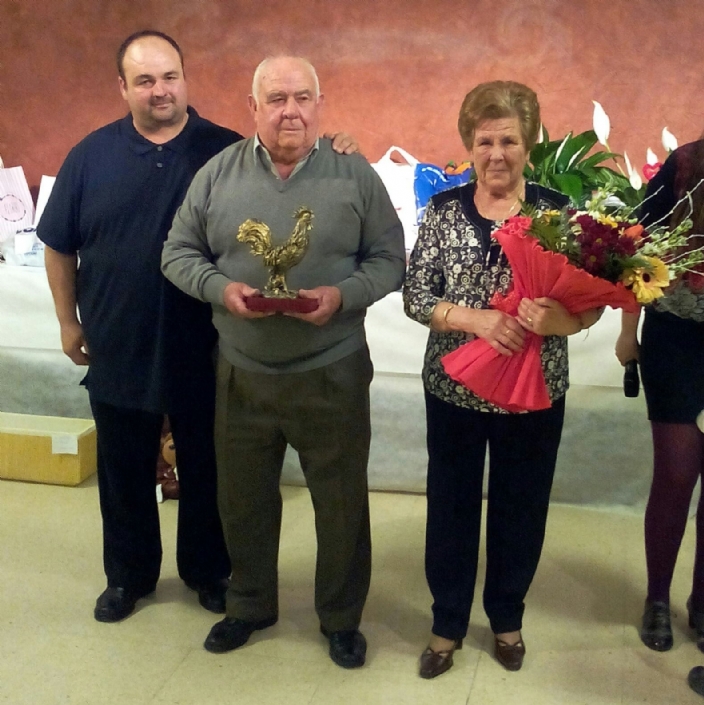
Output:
[497,215,533,239]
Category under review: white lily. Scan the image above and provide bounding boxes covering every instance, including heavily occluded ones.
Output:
[623,151,643,190]
[661,127,678,152]
[592,101,611,145]
[646,148,659,165]
[537,124,545,144]
[0,154,4,169]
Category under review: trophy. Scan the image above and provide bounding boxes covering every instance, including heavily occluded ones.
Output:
[237,206,319,313]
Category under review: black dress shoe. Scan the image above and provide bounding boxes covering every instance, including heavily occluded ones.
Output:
[688,598,704,653]
[204,616,278,653]
[419,638,463,679]
[640,600,673,651]
[94,586,154,623]
[320,626,367,669]
[494,635,526,671]
[689,666,704,697]
[186,579,228,614]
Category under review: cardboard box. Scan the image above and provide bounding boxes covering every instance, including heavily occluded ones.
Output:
[0,412,96,486]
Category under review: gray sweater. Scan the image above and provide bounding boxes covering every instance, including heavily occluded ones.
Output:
[162,138,405,373]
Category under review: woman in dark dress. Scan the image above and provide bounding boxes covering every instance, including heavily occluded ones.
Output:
[615,140,704,696]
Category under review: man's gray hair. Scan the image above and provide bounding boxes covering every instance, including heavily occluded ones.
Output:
[251,56,321,102]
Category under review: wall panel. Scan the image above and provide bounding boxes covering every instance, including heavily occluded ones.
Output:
[1,0,702,189]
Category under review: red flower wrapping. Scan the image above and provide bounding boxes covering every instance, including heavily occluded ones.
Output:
[441,218,640,412]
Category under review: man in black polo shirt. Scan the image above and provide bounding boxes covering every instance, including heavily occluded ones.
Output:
[37,30,239,622]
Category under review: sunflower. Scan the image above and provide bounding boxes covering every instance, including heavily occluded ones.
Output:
[621,257,670,304]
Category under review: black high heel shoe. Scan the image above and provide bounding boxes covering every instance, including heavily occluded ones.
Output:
[640,600,673,651]
[419,638,463,679]
[688,597,704,653]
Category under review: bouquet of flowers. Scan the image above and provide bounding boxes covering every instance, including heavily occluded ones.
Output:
[442,189,704,412]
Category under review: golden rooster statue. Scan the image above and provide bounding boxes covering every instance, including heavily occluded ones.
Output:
[236,206,314,298]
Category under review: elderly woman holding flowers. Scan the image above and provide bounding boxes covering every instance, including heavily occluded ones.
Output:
[403,80,602,678]
[615,140,704,672]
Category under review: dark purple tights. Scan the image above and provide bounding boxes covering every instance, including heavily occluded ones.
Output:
[645,422,704,608]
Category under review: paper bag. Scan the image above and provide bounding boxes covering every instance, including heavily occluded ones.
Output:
[0,166,35,243]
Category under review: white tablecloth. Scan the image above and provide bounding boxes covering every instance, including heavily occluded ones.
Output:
[0,265,90,418]
[1,263,653,503]
[0,265,63,350]
[366,291,625,387]
[1,266,625,385]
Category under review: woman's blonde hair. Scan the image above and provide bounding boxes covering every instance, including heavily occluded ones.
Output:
[458,81,541,152]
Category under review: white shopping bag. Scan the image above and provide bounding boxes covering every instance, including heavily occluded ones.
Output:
[372,146,419,252]
[34,175,56,227]
[0,166,35,243]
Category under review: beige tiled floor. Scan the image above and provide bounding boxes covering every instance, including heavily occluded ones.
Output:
[1,477,703,704]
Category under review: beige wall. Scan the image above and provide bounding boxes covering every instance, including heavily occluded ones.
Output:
[1,0,702,190]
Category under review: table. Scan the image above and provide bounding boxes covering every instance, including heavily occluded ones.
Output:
[0,264,652,504]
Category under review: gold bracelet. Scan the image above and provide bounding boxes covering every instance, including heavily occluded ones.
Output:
[443,304,456,326]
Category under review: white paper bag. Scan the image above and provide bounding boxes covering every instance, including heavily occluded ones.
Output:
[372,146,419,252]
[0,166,35,243]
[34,175,56,227]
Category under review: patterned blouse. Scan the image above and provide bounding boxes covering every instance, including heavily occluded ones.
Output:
[653,280,704,322]
[403,181,570,413]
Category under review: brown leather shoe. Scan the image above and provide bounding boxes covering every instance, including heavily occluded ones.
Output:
[419,639,462,679]
[494,635,525,671]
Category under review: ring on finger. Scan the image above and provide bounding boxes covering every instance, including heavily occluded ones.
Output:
[527,316,533,324]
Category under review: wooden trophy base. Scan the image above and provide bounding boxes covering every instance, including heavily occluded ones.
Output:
[244,295,319,313]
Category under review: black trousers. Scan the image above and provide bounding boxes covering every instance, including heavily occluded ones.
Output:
[214,348,373,632]
[90,392,230,593]
[424,391,565,638]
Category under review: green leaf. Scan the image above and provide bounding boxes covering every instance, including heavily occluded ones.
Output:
[529,141,550,165]
[592,168,631,191]
[555,132,599,172]
[578,151,622,169]
[525,125,646,209]
[550,173,584,201]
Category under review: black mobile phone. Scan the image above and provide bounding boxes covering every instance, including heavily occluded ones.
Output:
[623,359,640,398]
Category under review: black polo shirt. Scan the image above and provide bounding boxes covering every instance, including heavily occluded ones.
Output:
[38,107,243,413]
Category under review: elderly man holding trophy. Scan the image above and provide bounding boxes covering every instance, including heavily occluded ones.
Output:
[161,56,405,669]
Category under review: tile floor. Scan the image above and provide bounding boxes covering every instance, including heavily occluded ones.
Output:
[1,477,702,704]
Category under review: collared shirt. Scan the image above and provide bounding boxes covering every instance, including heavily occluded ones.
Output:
[37,107,243,413]
[253,134,320,179]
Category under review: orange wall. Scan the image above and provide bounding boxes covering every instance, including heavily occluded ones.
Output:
[1,0,702,191]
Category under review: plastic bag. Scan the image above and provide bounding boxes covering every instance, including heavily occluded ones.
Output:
[371,146,419,252]
[1,227,45,267]
[414,163,472,224]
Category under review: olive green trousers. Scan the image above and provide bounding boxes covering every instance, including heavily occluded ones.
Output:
[214,347,373,632]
